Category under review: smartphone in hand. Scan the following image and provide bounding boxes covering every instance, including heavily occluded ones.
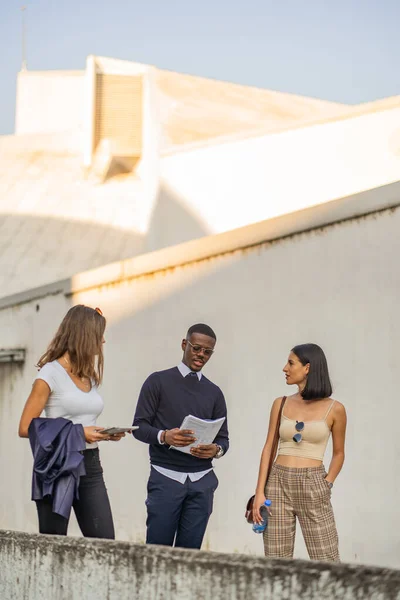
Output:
[99,426,139,435]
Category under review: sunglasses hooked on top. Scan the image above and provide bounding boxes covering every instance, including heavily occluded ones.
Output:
[187,340,214,357]
[293,420,305,443]
[94,307,103,316]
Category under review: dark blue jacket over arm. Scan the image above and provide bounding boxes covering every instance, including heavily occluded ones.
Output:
[28,417,86,519]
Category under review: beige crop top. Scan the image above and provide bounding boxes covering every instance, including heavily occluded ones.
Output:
[277,400,335,461]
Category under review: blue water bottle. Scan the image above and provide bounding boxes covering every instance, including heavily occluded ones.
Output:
[252,499,272,534]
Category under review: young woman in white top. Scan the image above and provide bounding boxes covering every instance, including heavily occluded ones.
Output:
[253,343,347,562]
[19,304,124,538]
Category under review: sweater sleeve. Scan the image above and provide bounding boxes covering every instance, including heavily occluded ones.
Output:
[213,388,229,455]
[132,373,162,445]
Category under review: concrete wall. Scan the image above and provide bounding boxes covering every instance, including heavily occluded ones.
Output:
[15,71,85,135]
[158,104,400,236]
[1,187,400,568]
[1,531,400,600]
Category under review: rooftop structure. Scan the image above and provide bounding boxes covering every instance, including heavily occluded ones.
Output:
[0,55,399,299]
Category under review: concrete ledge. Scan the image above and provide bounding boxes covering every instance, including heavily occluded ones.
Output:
[1,530,400,600]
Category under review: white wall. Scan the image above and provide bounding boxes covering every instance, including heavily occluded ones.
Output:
[15,71,85,135]
[157,106,400,236]
[0,295,70,532]
[1,203,400,568]
[135,66,163,235]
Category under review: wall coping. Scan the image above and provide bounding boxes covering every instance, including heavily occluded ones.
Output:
[1,530,400,600]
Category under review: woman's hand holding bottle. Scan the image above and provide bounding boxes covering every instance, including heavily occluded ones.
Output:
[252,492,272,525]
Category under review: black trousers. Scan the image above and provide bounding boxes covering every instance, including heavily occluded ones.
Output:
[36,448,115,539]
[146,467,218,549]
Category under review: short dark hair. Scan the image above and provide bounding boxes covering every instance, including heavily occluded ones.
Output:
[291,343,332,401]
[187,323,217,341]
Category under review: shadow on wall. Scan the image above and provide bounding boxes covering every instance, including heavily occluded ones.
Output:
[0,213,144,299]
[93,205,400,565]
[3,206,400,565]
[143,181,211,253]
[0,181,215,299]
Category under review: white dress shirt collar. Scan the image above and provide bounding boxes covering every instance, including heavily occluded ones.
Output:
[177,361,202,380]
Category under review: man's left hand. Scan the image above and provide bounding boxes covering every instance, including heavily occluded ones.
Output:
[190,444,218,459]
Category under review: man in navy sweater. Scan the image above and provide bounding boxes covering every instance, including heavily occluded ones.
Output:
[133,323,229,549]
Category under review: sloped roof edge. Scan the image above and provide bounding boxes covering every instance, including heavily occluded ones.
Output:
[161,95,400,156]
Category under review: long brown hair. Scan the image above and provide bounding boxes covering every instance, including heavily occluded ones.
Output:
[37,305,106,386]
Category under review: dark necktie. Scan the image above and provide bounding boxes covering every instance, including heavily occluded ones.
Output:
[187,371,198,378]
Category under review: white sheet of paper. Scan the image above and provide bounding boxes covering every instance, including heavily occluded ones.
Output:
[169,414,225,454]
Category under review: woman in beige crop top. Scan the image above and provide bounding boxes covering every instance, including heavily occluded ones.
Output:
[253,343,347,562]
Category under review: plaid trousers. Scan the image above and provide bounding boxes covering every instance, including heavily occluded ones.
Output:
[263,464,339,562]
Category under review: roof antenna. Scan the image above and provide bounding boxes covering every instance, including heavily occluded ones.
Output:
[21,5,27,71]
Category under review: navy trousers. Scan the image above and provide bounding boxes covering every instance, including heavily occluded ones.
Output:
[146,467,219,549]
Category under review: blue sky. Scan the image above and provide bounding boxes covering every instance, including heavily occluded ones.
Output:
[1,0,399,134]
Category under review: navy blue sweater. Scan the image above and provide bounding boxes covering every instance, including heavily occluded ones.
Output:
[133,367,229,472]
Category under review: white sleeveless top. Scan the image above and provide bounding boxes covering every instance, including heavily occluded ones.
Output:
[35,360,104,449]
